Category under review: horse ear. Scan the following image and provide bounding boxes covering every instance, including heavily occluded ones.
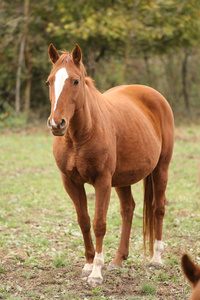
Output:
[48,44,60,64]
[181,254,200,286]
[72,44,82,65]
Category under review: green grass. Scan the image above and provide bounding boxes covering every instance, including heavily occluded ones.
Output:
[140,282,157,294]
[52,254,70,268]
[0,123,200,299]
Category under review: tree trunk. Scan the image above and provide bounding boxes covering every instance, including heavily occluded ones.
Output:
[15,37,25,116]
[86,46,106,78]
[121,40,130,84]
[182,51,190,112]
[144,55,152,87]
[24,0,31,120]
[87,48,96,77]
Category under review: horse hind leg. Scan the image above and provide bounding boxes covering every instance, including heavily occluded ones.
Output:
[108,186,135,270]
[149,162,169,268]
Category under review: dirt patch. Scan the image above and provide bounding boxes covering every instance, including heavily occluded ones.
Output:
[0,255,190,299]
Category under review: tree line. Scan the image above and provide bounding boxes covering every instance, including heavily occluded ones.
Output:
[0,0,200,124]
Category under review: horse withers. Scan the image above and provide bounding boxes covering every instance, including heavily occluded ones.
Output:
[46,44,174,287]
[182,254,200,300]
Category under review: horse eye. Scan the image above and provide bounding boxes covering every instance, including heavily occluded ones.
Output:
[73,80,79,86]
[46,81,50,87]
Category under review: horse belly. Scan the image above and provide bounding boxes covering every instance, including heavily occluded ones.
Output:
[112,164,155,187]
[112,136,161,187]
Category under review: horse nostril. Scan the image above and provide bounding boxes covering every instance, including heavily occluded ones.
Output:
[60,119,66,129]
[47,118,52,129]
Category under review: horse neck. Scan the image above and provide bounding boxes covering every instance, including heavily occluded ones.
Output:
[67,83,101,143]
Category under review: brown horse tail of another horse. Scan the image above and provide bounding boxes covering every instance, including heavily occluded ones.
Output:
[143,173,155,256]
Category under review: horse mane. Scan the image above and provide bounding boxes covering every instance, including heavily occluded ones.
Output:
[58,51,72,64]
[85,77,95,89]
[58,50,89,79]
[56,51,97,93]
[60,50,70,55]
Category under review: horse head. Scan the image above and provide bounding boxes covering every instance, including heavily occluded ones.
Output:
[47,44,86,136]
[182,254,200,300]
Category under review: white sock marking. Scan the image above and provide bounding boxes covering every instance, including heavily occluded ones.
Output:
[54,67,68,111]
[83,263,93,271]
[89,252,104,279]
[150,240,164,265]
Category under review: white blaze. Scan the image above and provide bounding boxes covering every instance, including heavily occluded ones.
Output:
[51,118,57,128]
[54,67,68,111]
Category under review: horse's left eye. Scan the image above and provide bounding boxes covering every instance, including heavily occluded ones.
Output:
[74,80,79,86]
[46,81,50,87]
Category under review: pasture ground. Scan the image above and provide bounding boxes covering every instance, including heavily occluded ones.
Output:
[0,122,200,299]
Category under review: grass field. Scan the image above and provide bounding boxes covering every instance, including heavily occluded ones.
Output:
[0,123,200,299]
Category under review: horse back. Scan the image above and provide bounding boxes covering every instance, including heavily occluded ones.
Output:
[104,84,173,124]
[104,84,174,152]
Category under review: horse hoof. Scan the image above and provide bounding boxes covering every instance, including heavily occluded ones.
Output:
[87,276,103,287]
[107,263,121,271]
[81,269,92,280]
[149,261,163,269]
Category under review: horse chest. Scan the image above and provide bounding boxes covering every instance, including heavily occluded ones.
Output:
[65,157,98,185]
[54,144,98,184]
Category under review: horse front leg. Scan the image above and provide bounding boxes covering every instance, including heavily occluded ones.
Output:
[87,175,112,287]
[61,174,95,278]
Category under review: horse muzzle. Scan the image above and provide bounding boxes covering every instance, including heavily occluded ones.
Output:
[47,117,68,136]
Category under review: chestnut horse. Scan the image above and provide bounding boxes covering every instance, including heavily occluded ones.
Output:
[182,254,200,300]
[47,44,174,287]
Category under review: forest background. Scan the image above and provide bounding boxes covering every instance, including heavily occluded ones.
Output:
[0,0,200,127]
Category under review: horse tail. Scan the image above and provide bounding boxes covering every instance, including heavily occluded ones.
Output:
[143,173,155,256]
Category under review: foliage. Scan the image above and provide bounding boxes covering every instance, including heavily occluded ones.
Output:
[0,111,27,129]
[135,0,200,53]
[0,0,200,118]
[46,0,200,54]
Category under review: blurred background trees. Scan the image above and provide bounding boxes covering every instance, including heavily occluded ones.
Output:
[0,0,200,126]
